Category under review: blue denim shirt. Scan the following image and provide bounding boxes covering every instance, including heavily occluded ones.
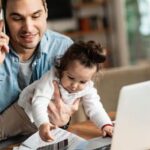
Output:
[0,30,73,112]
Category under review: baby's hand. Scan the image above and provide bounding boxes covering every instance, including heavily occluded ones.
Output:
[102,125,113,137]
[39,123,57,142]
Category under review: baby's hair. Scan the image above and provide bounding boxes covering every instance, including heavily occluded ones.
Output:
[55,40,106,77]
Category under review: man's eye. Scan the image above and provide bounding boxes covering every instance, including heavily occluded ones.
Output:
[32,13,41,19]
[12,16,23,21]
[32,15,40,19]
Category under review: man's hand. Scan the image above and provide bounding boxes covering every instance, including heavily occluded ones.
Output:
[47,80,80,127]
[39,123,57,142]
[0,20,9,64]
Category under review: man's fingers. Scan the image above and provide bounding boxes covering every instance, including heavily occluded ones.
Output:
[3,44,9,53]
[0,43,9,53]
[0,25,10,54]
[0,20,4,32]
[71,98,80,112]
[53,80,61,108]
[53,80,61,99]
[48,102,59,119]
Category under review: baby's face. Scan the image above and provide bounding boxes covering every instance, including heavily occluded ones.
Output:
[60,60,96,93]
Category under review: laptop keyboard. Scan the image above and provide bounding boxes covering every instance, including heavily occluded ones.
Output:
[93,144,111,150]
[37,139,68,150]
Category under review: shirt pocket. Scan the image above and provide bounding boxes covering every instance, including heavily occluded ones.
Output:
[0,72,6,83]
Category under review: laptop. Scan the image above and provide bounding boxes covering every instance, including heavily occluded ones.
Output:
[86,81,150,150]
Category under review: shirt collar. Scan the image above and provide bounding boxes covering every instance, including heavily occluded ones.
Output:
[38,30,50,55]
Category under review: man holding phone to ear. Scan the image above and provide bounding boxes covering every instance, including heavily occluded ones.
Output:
[0,0,79,141]
[0,21,9,64]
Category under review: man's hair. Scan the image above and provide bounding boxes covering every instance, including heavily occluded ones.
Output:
[1,0,47,15]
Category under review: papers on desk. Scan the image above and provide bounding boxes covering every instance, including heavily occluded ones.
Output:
[13,128,87,150]
[13,127,112,150]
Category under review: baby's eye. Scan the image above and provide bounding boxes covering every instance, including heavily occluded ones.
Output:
[68,76,74,80]
[80,81,87,84]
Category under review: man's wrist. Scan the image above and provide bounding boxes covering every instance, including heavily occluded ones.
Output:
[60,117,71,129]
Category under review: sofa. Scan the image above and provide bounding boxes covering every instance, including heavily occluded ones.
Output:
[71,63,150,123]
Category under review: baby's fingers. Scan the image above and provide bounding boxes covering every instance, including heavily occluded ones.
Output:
[46,133,55,142]
[107,128,113,136]
[42,132,55,142]
[102,129,113,137]
[45,125,57,141]
[102,130,107,137]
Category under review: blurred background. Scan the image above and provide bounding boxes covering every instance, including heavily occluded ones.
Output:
[46,0,150,68]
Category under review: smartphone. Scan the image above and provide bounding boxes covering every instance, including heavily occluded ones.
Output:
[0,8,6,33]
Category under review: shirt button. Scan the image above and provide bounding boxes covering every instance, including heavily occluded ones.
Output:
[32,62,36,67]
[13,58,18,62]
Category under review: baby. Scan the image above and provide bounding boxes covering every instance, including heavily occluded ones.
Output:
[18,41,113,141]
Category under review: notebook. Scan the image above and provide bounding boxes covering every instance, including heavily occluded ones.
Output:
[86,81,150,150]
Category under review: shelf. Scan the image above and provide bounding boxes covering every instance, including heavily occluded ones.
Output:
[63,0,113,67]
[73,1,106,9]
[63,28,110,38]
[63,27,112,38]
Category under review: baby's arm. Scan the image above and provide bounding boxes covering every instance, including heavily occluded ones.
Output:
[82,83,114,137]
[31,71,57,141]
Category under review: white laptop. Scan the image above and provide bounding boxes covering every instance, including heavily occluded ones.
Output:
[86,81,150,150]
[111,80,150,150]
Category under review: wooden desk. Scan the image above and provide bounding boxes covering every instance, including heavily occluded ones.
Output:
[68,112,116,140]
[7,112,115,149]
[68,120,102,140]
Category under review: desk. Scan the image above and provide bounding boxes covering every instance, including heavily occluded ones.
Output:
[68,112,116,140]
[68,120,101,140]
[6,112,115,149]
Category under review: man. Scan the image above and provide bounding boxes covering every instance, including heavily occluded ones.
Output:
[0,0,79,140]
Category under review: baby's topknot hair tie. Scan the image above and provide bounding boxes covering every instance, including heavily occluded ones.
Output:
[77,41,106,63]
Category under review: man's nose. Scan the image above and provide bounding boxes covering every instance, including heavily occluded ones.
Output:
[22,18,33,32]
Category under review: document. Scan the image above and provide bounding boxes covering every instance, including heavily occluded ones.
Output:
[14,128,87,150]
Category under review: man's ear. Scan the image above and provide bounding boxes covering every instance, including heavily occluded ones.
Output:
[44,2,48,19]
[45,7,48,19]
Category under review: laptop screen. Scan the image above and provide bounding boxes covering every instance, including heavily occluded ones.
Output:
[111,81,150,150]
